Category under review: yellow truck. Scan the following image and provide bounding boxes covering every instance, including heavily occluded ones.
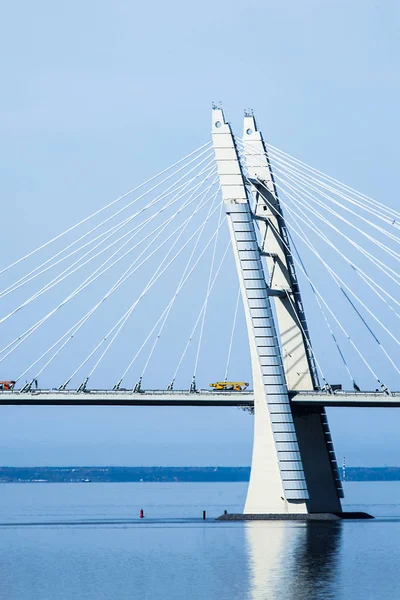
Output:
[209,382,249,391]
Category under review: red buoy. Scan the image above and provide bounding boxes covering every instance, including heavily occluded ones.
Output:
[139,509,144,519]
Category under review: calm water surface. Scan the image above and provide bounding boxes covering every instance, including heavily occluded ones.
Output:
[0,481,399,599]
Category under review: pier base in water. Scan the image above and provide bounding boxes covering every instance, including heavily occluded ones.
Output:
[216,512,373,521]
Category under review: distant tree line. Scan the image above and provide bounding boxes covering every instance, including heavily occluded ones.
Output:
[1,466,400,483]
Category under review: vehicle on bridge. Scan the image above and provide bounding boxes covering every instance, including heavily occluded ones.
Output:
[209,382,249,391]
[0,381,16,391]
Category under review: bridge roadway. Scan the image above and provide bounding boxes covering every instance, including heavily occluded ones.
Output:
[0,389,399,407]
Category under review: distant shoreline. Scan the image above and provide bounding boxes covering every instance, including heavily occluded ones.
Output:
[1,466,400,483]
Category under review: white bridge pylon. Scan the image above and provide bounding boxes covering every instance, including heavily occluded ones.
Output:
[212,108,342,515]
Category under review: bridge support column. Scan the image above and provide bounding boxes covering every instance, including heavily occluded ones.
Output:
[212,108,308,514]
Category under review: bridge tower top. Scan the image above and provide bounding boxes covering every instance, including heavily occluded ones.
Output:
[211,107,248,203]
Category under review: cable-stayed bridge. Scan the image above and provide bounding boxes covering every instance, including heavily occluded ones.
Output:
[0,107,399,517]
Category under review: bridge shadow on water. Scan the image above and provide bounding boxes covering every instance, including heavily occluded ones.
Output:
[245,521,342,600]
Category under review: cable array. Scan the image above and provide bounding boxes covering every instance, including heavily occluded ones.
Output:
[1,131,398,394]
[236,136,399,391]
[0,143,250,391]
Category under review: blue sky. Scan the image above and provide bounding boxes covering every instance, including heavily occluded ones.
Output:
[0,0,399,466]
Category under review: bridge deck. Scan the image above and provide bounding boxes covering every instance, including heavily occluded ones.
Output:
[0,390,253,407]
[291,390,400,408]
[0,389,399,407]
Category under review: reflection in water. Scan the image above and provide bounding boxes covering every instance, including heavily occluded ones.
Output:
[245,521,342,600]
